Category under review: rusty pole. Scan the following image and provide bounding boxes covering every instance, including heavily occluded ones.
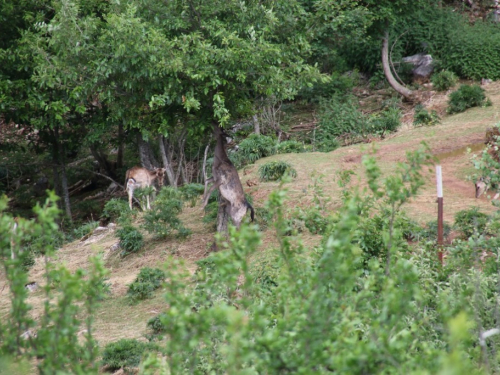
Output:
[436,165,444,265]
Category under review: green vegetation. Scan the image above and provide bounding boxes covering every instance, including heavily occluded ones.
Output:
[116,225,144,256]
[413,104,440,126]
[101,339,157,371]
[258,161,297,182]
[142,187,191,239]
[3,1,500,374]
[447,84,491,114]
[431,70,458,91]
[127,267,166,302]
[454,207,490,239]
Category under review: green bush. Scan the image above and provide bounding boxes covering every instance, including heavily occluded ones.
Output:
[101,339,156,371]
[142,187,191,239]
[316,95,367,150]
[258,161,297,182]
[127,267,166,301]
[368,107,402,135]
[413,104,440,126]
[439,19,500,80]
[431,70,458,91]
[179,183,205,207]
[233,134,277,168]
[454,207,489,239]
[419,220,452,241]
[447,84,490,114]
[147,313,167,335]
[116,225,144,256]
[276,140,310,154]
[101,198,132,225]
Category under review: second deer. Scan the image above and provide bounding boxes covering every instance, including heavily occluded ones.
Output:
[125,166,166,210]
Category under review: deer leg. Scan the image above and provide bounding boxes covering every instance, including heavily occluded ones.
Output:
[146,194,151,210]
[127,184,134,210]
[202,180,221,209]
[203,177,214,199]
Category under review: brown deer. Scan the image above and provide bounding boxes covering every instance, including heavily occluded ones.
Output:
[475,176,500,200]
[202,124,254,228]
[125,166,166,210]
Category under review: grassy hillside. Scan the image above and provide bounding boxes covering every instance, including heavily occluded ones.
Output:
[2,81,500,367]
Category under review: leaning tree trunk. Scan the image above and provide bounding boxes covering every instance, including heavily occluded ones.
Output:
[253,114,260,135]
[382,30,413,100]
[90,145,116,179]
[51,127,72,222]
[137,135,160,170]
[159,136,177,187]
[117,122,124,169]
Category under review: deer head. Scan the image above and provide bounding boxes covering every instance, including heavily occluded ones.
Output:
[475,176,489,198]
[154,167,166,187]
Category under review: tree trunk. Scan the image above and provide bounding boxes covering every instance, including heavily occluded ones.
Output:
[253,114,260,135]
[89,145,116,179]
[51,127,72,222]
[117,122,124,169]
[60,161,72,222]
[137,134,160,170]
[159,136,177,187]
[382,30,413,100]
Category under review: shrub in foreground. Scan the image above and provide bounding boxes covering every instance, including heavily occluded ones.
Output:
[101,339,157,371]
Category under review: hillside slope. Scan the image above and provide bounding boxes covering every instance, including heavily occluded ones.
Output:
[2,82,500,349]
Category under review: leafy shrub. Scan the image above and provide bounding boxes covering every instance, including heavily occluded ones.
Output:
[419,220,452,241]
[233,134,276,168]
[147,313,167,335]
[101,339,156,371]
[368,107,402,135]
[447,84,490,114]
[142,187,191,239]
[298,71,357,102]
[127,267,166,301]
[454,207,489,239]
[101,198,132,225]
[179,183,205,207]
[116,225,144,256]
[258,161,297,182]
[431,70,458,91]
[439,19,500,80]
[413,104,440,126]
[317,96,368,149]
[276,140,310,154]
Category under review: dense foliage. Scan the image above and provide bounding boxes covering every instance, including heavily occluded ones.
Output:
[447,85,491,114]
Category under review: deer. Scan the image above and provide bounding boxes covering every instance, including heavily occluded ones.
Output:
[475,176,500,200]
[125,166,166,210]
[202,123,254,228]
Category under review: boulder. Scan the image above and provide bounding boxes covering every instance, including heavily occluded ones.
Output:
[402,53,434,83]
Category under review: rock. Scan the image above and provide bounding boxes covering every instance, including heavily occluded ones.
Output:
[402,53,434,83]
[93,226,108,235]
[481,78,493,86]
[110,242,120,252]
[25,282,38,292]
[107,222,117,230]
